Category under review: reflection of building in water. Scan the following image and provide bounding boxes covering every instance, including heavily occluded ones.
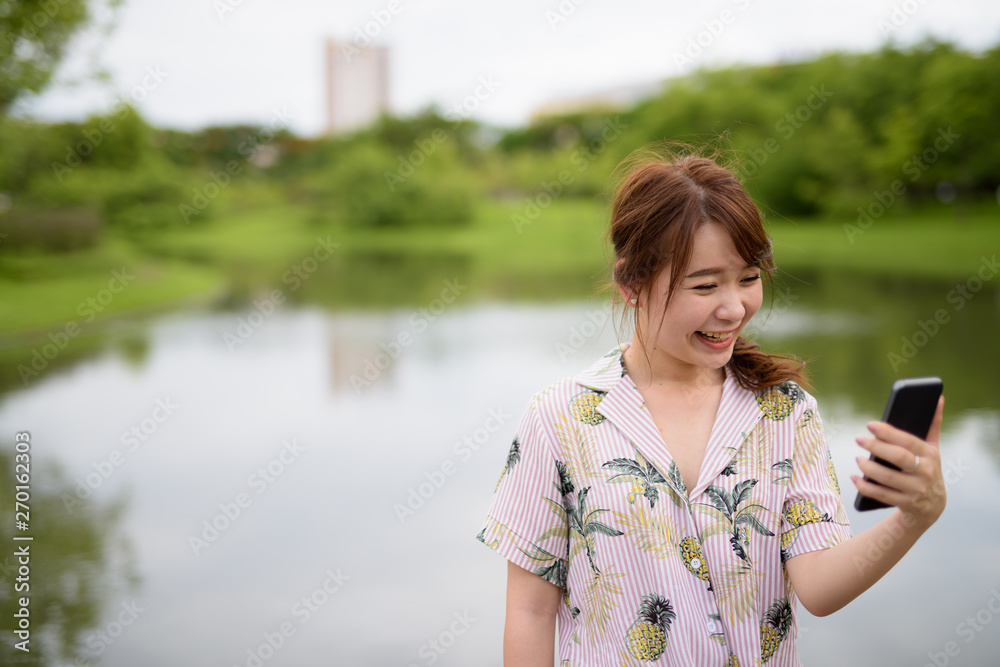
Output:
[328,313,403,396]
[325,38,390,135]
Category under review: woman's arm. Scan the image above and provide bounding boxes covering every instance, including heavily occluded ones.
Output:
[786,397,946,617]
[504,560,561,666]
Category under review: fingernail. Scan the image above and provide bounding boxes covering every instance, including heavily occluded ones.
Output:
[867,421,878,432]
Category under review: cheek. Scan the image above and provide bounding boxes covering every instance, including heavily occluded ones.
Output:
[745,286,764,319]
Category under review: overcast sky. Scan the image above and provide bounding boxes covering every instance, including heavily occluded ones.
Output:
[12,0,1000,137]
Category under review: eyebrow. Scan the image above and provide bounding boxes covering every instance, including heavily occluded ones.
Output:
[684,264,757,279]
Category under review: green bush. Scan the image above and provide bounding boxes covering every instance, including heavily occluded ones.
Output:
[0,205,103,252]
[301,138,475,228]
[23,159,196,233]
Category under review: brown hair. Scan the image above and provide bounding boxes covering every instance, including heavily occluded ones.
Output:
[605,143,806,391]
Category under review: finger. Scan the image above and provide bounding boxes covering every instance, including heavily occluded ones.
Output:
[925,395,945,447]
[856,455,920,493]
[865,420,924,453]
[856,435,921,471]
[851,474,903,509]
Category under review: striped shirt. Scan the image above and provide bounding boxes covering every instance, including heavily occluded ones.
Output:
[477,344,852,666]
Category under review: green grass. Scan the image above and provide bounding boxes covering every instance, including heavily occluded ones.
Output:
[0,236,225,337]
[0,197,995,337]
[324,197,997,282]
[770,206,999,281]
[140,204,325,270]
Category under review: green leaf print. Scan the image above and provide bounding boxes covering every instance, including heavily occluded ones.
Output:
[543,486,623,575]
[696,481,775,564]
[602,449,673,509]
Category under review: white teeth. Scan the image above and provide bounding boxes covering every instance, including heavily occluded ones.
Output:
[698,331,731,342]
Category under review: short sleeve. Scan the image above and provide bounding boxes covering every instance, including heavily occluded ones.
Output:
[780,395,853,561]
[475,394,570,589]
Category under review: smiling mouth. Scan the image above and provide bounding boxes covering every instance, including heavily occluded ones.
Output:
[696,330,735,343]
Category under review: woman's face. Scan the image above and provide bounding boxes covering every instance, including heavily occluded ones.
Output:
[635,221,764,376]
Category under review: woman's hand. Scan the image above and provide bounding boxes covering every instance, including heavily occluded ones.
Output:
[851,395,946,531]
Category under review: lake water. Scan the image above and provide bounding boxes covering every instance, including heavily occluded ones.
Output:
[1,269,999,667]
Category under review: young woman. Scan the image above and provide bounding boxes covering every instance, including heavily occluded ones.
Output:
[476,148,946,666]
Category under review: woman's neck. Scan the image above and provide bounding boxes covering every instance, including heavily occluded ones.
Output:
[622,338,726,392]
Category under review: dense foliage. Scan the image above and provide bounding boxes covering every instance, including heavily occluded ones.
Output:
[0,40,997,252]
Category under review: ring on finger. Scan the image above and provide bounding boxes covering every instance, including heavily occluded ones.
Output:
[904,454,920,473]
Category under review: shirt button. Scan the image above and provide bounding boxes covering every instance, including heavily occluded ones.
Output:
[707,621,717,632]
[690,558,701,569]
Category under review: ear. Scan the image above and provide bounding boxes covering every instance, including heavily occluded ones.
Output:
[614,258,641,306]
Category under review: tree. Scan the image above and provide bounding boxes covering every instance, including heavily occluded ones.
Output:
[0,0,124,118]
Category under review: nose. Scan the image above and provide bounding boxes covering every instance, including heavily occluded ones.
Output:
[715,287,746,324]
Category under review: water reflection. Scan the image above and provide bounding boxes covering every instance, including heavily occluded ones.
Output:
[0,267,997,665]
[0,451,137,666]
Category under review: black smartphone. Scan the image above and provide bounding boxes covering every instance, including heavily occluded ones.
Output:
[853,377,943,512]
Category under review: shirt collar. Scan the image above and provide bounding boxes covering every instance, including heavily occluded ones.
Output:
[574,343,765,500]
[573,343,629,393]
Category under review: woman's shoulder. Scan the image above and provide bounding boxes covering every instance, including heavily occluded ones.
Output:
[746,379,820,424]
[525,345,627,411]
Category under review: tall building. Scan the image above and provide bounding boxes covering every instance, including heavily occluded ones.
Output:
[325,39,390,135]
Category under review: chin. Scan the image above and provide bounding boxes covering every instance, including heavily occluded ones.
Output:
[702,349,735,368]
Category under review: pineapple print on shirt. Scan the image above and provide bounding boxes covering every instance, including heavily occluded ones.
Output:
[569,389,607,425]
[626,594,676,662]
[760,598,792,663]
[679,536,711,589]
[494,436,521,491]
[602,449,673,509]
[780,499,832,561]
[755,383,804,421]
[476,345,853,665]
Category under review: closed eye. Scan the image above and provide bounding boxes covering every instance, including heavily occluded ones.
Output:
[692,275,759,291]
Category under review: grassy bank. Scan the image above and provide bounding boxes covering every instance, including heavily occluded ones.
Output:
[0,236,226,337]
[0,198,996,338]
